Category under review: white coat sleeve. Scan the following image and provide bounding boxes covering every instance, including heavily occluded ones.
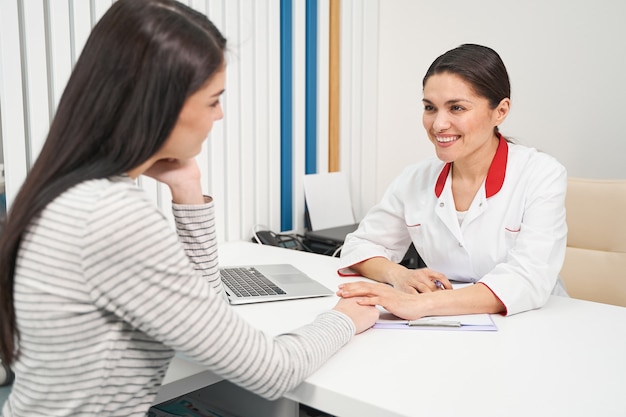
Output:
[339,168,416,272]
[479,154,568,315]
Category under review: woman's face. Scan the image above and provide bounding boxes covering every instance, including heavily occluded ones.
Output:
[160,67,226,160]
[422,72,509,164]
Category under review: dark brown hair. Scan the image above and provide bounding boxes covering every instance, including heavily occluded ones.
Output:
[0,0,226,364]
[423,44,510,128]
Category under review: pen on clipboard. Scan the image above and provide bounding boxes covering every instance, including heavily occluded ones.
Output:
[408,318,461,327]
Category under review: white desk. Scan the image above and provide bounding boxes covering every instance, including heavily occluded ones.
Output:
[157,241,626,417]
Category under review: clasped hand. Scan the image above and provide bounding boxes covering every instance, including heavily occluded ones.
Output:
[336,268,452,321]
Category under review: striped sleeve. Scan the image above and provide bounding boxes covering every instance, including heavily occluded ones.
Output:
[171,197,222,295]
[82,184,355,400]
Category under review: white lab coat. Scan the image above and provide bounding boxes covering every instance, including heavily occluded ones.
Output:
[339,139,569,315]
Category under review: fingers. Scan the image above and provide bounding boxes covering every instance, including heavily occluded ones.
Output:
[337,278,448,298]
[430,274,452,290]
[336,282,388,298]
[418,278,450,293]
[355,296,378,307]
[337,282,426,320]
[421,269,451,287]
[414,281,434,293]
[410,268,452,292]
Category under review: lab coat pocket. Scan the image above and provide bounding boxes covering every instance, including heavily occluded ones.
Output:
[405,215,427,253]
[504,225,521,251]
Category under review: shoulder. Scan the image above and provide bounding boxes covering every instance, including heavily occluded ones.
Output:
[506,142,567,193]
[50,176,156,225]
[507,142,566,177]
[56,176,144,201]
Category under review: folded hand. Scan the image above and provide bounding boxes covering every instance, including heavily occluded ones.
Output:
[337,281,424,320]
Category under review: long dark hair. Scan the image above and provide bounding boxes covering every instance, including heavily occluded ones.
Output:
[423,44,510,134]
[0,0,226,364]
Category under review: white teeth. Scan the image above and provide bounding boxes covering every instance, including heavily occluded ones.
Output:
[436,136,459,143]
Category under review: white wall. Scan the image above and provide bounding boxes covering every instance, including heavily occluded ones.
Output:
[374,0,626,204]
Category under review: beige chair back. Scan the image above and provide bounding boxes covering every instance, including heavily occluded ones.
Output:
[560,178,626,307]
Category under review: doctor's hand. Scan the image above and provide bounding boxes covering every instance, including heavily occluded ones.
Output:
[390,267,452,294]
[336,281,424,321]
[143,158,205,205]
[351,258,451,294]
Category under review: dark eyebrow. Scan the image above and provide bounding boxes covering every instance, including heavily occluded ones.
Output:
[422,98,472,105]
[211,89,225,98]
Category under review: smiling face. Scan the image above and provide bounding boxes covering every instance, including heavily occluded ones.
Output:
[158,66,226,160]
[422,72,509,165]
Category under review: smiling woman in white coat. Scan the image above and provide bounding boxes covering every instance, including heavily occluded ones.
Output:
[336,44,568,320]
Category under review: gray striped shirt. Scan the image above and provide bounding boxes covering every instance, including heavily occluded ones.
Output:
[2,176,354,416]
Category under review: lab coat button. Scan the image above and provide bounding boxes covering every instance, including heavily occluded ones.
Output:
[458,242,463,247]
[439,202,444,207]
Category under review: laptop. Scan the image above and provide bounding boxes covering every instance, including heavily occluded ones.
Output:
[220,264,334,305]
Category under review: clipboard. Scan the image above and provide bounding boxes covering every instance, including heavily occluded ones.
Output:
[373,312,498,331]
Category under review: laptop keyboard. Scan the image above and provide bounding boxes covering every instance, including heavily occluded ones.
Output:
[220,267,287,297]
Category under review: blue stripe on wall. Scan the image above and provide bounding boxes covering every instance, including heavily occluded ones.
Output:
[281,0,318,231]
[280,0,293,231]
[305,0,318,175]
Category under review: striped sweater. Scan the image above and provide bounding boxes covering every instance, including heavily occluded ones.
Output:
[2,176,354,417]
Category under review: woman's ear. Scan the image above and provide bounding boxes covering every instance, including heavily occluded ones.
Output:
[494,98,511,126]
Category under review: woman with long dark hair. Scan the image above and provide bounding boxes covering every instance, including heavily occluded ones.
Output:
[0,1,378,415]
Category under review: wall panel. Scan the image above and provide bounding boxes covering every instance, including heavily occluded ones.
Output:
[291,0,306,233]
[0,0,29,205]
[21,1,50,164]
[316,0,330,174]
[46,0,73,112]
[338,0,380,221]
